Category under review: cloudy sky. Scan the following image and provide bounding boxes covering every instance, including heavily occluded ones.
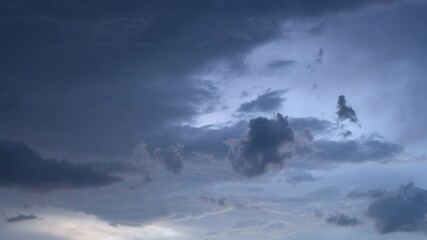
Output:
[1,0,427,239]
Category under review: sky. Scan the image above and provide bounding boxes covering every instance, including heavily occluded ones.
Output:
[1,0,427,239]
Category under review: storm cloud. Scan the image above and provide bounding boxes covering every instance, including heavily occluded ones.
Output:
[0,0,404,161]
[0,140,120,191]
[228,113,294,177]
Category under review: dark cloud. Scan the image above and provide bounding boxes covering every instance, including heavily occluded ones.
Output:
[342,130,353,137]
[0,0,402,160]
[285,169,318,184]
[238,89,286,113]
[347,189,390,199]
[228,113,294,177]
[316,48,324,64]
[326,213,363,227]
[0,140,121,191]
[6,214,38,223]
[200,196,228,207]
[289,117,333,132]
[154,144,184,175]
[337,95,358,123]
[313,138,403,162]
[366,182,427,234]
[148,121,247,159]
[266,59,295,69]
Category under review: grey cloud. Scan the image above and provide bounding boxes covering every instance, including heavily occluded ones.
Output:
[289,117,333,132]
[154,144,184,175]
[313,138,403,162]
[200,196,228,207]
[316,48,324,64]
[0,140,121,191]
[347,189,390,199]
[228,113,294,177]
[266,59,295,69]
[326,213,363,226]
[238,89,286,113]
[148,121,247,159]
[6,214,38,223]
[337,95,358,123]
[366,182,427,234]
[0,0,406,161]
[285,169,318,184]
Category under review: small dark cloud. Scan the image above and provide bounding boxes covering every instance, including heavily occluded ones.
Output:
[311,82,319,90]
[154,144,184,175]
[316,48,324,64]
[266,59,295,69]
[337,95,358,123]
[0,140,121,191]
[342,130,352,137]
[200,196,228,207]
[6,214,38,223]
[366,182,427,234]
[326,213,363,227]
[227,113,294,177]
[314,210,324,219]
[237,89,286,113]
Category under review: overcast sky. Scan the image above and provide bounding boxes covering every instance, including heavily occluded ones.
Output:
[1,1,427,239]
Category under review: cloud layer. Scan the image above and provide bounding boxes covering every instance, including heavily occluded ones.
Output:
[0,140,120,191]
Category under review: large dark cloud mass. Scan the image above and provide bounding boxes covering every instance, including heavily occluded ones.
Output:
[366,182,427,234]
[0,0,405,161]
[0,140,120,191]
[228,113,294,177]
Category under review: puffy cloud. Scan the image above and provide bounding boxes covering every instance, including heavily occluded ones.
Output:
[237,89,286,113]
[337,95,358,123]
[366,182,427,234]
[6,214,38,223]
[228,113,294,177]
[326,213,363,226]
[0,140,120,191]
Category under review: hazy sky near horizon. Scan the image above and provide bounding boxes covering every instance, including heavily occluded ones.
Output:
[1,1,427,239]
